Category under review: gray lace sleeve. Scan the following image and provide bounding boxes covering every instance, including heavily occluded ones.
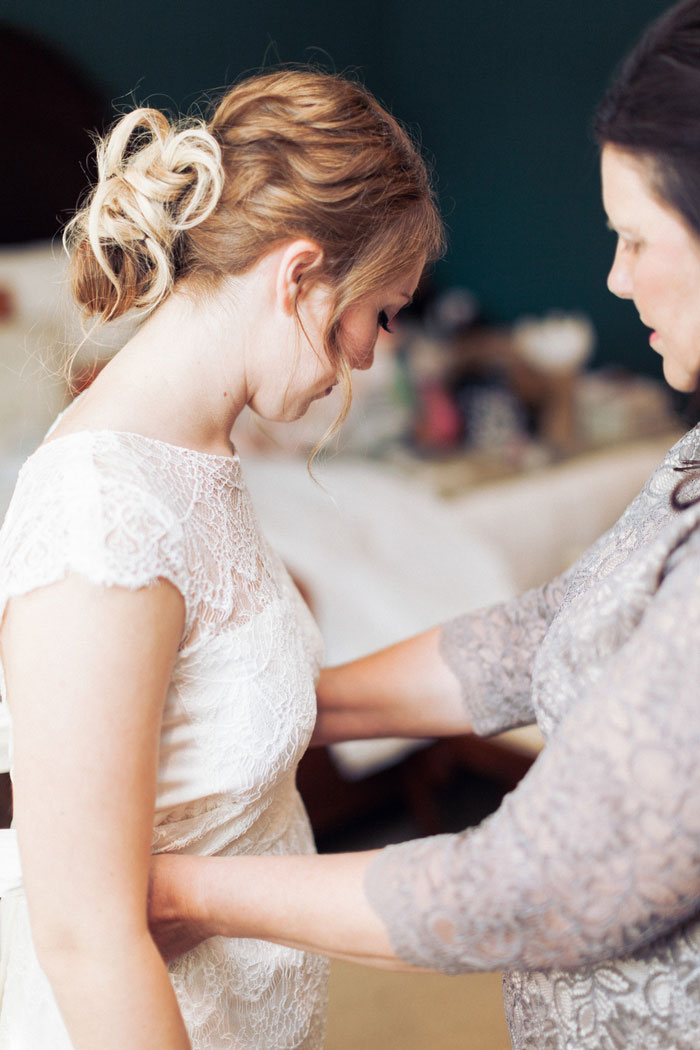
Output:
[366,535,700,973]
[439,571,572,736]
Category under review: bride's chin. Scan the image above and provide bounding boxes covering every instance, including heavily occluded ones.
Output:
[307,387,334,405]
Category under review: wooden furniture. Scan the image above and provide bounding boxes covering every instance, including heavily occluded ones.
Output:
[298,727,543,840]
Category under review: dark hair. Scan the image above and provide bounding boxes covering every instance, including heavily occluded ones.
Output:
[595,0,700,508]
[594,0,700,238]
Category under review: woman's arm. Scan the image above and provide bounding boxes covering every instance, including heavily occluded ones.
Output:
[2,574,191,1050]
[312,626,468,745]
[313,572,572,746]
[151,543,700,975]
[149,848,419,970]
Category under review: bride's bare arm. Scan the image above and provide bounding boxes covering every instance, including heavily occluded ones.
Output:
[2,575,191,1050]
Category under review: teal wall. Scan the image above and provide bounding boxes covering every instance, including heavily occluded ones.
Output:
[3,0,670,373]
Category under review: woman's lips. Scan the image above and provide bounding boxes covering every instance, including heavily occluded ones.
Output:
[642,319,659,347]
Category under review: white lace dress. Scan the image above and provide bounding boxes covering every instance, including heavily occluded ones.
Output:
[366,425,700,1049]
[0,430,329,1049]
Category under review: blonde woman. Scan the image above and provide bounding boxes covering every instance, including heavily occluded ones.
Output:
[0,70,442,1049]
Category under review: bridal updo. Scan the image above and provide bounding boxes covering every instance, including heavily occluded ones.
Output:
[65,109,224,320]
[66,69,444,373]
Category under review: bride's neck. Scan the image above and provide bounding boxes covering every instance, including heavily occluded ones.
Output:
[70,280,254,457]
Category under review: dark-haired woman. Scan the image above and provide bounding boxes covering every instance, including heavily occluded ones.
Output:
[146,5,700,1048]
[0,71,441,1049]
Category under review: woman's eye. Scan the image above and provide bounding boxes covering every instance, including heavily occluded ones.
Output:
[378,310,393,333]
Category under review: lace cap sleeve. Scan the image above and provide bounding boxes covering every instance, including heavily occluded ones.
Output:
[0,434,189,632]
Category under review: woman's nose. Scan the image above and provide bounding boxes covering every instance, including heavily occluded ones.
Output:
[607,244,633,299]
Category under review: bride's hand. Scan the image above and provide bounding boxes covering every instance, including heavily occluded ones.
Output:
[148,854,214,962]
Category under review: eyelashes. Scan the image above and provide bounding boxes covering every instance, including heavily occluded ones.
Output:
[378,310,393,333]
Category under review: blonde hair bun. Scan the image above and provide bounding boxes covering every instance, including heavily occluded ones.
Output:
[66,108,224,320]
[66,68,443,359]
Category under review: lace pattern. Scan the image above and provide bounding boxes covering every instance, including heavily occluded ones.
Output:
[438,571,573,737]
[0,430,329,1049]
[366,426,700,1049]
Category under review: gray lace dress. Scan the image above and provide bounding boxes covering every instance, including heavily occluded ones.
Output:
[365,425,700,1050]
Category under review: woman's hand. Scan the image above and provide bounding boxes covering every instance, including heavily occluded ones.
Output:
[148,850,421,972]
[148,854,215,962]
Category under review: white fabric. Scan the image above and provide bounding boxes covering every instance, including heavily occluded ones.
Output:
[448,433,683,592]
[0,430,328,1049]
[0,832,20,897]
[240,453,515,776]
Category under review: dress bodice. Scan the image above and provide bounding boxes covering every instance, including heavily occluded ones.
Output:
[0,429,329,1050]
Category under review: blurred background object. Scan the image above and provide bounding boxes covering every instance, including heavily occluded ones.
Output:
[0,24,105,244]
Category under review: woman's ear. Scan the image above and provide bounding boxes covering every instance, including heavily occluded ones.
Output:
[276,240,325,316]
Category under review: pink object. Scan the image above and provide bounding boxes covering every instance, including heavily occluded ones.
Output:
[414,382,462,448]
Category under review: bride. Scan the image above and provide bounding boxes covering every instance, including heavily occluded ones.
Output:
[0,68,441,1049]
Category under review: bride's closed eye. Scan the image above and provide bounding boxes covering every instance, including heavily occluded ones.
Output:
[378,310,393,333]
